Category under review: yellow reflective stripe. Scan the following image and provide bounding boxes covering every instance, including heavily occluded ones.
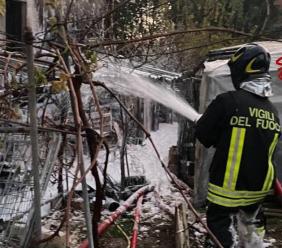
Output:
[208,183,269,199]
[224,128,238,188]
[232,128,246,189]
[262,133,279,191]
[223,127,246,190]
[267,165,274,191]
[231,52,243,62]
[245,58,261,73]
[262,134,278,190]
[207,192,265,207]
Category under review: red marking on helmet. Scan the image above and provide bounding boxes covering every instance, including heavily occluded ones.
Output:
[276,56,282,80]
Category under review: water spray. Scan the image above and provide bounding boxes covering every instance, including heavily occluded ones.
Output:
[93,65,201,122]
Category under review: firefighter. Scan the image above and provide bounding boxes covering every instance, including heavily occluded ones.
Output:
[195,43,281,247]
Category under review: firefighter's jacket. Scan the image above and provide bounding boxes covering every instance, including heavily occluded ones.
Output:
[195,89,281,207]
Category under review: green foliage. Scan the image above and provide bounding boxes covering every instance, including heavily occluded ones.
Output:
[34,68,48,86]
[163,0,282,71]
[169,0,244,29]
[47,16,58,33]
[85,50,97,64]
[242,0,280,34]
[168,0,279,33]
[112,0,171,40]
[92,0,281,71]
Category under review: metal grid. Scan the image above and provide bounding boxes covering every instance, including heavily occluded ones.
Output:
[0,132,61,248]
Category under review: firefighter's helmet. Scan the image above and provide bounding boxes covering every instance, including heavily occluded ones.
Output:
[227,43,270,90]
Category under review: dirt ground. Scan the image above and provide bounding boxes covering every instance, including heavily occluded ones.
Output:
[99,208,282,248]
[100,214,175,248]
[265,216,282,247]
[41,205,282,248]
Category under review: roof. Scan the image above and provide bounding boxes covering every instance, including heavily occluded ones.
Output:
[97,55,181,82]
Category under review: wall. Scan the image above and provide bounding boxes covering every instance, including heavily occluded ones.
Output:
[27,0,43,35]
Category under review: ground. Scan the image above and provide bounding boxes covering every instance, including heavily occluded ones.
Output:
[99,215,175,248]
[266,217,282,248]
[42,122,282,248]
[99,122,179,248]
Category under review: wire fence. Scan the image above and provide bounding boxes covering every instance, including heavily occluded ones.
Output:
[0,132,61,248]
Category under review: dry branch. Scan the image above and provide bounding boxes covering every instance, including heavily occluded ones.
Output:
[88,27,255,48]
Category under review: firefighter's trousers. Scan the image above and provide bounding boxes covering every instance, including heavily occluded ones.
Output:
[207,202,265,248]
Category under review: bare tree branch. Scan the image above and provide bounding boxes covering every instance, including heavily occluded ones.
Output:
[88,27,255,48]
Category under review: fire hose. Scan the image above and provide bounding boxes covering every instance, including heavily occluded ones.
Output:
[130,195,144,248]
[274,178,282,206]
[78,185,154,248]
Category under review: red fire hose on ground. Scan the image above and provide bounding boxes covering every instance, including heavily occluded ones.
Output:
[79,185,154,248]
[130,195,144,248]
[274,178,282,205]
